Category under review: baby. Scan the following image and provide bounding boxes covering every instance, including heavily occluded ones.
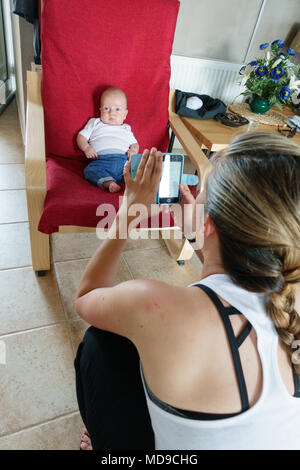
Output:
[77,87,139,192]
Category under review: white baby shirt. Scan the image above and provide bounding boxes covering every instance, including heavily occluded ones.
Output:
[79,118,137,154]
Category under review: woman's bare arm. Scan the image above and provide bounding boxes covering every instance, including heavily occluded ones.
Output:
[74,149,164,339]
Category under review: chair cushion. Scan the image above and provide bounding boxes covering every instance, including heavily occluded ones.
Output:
[38,156,116,234]
[38,156,198,234]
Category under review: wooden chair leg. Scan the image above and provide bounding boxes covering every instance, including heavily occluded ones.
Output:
[161,230,194,264]
[26,188,50,273]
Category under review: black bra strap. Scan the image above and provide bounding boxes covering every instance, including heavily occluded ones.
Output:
[293,366,300,398]
[226,306,244,315]
[236,321,253,347]
[195,284,250,411]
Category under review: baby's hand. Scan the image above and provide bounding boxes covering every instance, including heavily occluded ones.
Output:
[84,145,98,159]
[127,144,139,160]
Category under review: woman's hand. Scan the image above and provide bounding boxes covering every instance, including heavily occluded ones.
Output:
[121,148,163,214]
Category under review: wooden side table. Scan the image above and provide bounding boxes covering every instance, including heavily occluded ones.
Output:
[169,91,300,158]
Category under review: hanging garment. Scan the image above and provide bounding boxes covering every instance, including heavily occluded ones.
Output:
[13,0,41,64]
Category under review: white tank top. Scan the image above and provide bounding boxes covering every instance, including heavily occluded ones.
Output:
[140,274,300,450]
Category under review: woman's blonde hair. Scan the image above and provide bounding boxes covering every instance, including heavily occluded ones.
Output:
[207,131,300,373]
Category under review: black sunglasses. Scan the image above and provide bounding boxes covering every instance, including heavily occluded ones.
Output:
[277,125,297,138]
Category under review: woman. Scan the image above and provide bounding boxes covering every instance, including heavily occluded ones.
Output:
[75,132,300,450]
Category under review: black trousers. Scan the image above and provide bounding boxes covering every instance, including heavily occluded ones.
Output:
[74,326,155,450]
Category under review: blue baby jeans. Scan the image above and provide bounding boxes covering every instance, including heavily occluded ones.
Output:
[84,153,127,188]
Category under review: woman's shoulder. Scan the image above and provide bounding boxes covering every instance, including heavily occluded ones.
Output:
[131,279,215,332]
[130,278,220,356]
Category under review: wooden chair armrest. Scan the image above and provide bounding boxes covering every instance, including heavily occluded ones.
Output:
[25,71,46,193]
[169,89,211,188]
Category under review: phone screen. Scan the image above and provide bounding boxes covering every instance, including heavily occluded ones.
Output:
[158,155,182,200]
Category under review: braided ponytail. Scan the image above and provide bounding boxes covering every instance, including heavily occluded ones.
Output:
[206,131,300,374]
[268,260,300,374]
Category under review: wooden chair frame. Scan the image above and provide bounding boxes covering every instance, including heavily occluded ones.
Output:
[25,72,210,274]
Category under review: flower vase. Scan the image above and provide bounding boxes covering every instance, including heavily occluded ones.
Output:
[249,96,272,114]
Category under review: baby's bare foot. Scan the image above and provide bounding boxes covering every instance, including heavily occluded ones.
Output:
[108,181,121,193]
[102,181,121,193]
[80,428,92,450]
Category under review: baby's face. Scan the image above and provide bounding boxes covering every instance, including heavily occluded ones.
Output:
[100,92,128,125]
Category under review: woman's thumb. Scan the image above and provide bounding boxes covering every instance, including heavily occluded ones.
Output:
[123,160,132,184]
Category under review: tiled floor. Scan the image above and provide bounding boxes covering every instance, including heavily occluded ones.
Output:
[0,100,203,449]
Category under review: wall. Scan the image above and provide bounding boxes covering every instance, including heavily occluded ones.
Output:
[19,18,34,108]
[173,0,263,63]
[1,0,15,111]
[247,0,300,64]
[173,0,300,64]
[9,0,34,141]
[10,6,25,140]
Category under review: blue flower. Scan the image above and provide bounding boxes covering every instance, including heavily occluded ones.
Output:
[255,65,268,77]
[279,86,291,100]
[271,66,284,81]
[260,43,269,50]
[247,61,257,66]
[286,48,296,56]
[272,39,284,48]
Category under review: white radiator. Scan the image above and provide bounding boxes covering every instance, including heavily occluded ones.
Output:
[170,55,245,105]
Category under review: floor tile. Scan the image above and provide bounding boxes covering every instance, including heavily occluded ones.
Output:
[0,266,65,336]
[183,156,197,174]
[189,251,204,273]
[0,412,84,450]
[0,127,24,164]
[0,190,28,223]
[0,164,25,190]
[123,232,164,252]
[68,318,90,354]
[0,324,78,437]
[0,99,19,123]
[51,232,104,262]
[54,257,133,320]
[123,246,203,286]
[51,231,165,262]
[0,222,32,269]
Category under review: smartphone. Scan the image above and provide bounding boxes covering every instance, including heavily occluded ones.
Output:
[130,153,184,204]
[157,154,183,204]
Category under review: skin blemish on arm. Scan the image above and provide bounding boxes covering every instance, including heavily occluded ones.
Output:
[145,300,161,313]
[145,301,154,313]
